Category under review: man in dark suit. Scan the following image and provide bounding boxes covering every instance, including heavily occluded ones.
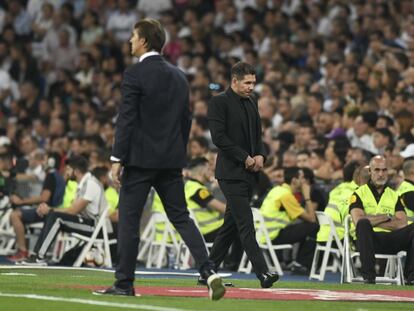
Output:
[96,19,224,300]
[207,62,278,288]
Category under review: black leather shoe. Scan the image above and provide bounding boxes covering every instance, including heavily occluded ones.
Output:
[259,272,279,288]
[93,286,136,296]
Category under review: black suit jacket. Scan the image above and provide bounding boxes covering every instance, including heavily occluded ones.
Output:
[112,55,191,168]
[208,88,266,181]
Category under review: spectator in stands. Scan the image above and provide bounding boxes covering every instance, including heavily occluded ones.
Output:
[8,152,65,262]
[260,167,318,273]
[106,0,138,43]
[0,151,13,206]
[21,155,107,265]
[301,167,328,212]
[373,128,394,155]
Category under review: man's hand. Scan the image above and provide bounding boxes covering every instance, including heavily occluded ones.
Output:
[245,156,255,171]
[37,203,51,217]
[252,155,264,172]
[111,162,123,188]
[10,195,23,206]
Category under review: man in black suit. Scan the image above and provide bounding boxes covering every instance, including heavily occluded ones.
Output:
[207,62,278,288]
[96,19,224,300]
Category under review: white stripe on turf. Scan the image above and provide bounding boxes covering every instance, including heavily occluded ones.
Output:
[0,265,232,278]
[0,292,189,311]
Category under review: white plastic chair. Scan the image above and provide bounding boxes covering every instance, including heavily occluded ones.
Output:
[238,208,292,276]
[0,206,16,255]
[137,213,156,262]
[341,215,405,285]
[174,208,213,270]
[309,211,343,281]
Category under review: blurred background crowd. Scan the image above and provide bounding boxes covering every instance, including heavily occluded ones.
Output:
[0,0,413,232]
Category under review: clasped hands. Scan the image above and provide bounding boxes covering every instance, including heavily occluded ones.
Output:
[245,155,264,172]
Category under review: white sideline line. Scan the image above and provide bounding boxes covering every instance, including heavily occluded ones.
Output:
[0,265,231,278]
[0,292,189,311]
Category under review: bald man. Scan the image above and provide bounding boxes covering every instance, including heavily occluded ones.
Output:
[349,155,414,284]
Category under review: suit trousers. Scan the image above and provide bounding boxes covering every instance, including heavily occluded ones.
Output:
[356,219,414,280]
[115,167,212,289]
[209,180,268,275]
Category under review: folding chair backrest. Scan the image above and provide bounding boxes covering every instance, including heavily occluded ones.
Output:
[316,211,343,254]
[251,208,271,244]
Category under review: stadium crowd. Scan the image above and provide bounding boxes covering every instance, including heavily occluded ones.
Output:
[1,0,414,276]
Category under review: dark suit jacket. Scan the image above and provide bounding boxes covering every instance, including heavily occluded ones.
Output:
[112,55,191,168]
[208,88,266,181]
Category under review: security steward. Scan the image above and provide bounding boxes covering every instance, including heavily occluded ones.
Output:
[317,161,369,243]
[397,159,414,223]
[260,167,318,271]
[349,155,414,284]
[152,157,225,243]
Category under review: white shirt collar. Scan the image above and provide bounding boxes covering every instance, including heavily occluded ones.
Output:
[139,51,160,62]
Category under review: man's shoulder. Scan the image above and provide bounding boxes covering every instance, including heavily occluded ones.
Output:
[209,91,229,103]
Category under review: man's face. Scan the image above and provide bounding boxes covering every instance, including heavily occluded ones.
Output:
[65,165,76,181]
[297,154,310,168]
[270,168,284,185]
[293,170,305,191]
[373,132,388,149]
[129,30,145,57]
[370,159,388,187]
[232,74,256,98]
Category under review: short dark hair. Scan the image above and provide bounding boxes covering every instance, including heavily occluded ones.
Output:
[187,157,209,169]
[91,166,109,180]
[65,155,88,173]
[231,62,256,80]
[343,160,360,182]
[284,167,300,184]
[134,18,166,53]
[301,167,314,184]
[375,127,393,143]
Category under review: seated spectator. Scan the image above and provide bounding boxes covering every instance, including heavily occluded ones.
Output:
[21,155,107,265]
[0,152,13,207]
[260,167,319,272]
[397,159,414,223]
[301,167,328,211]
[8,152,65,262]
